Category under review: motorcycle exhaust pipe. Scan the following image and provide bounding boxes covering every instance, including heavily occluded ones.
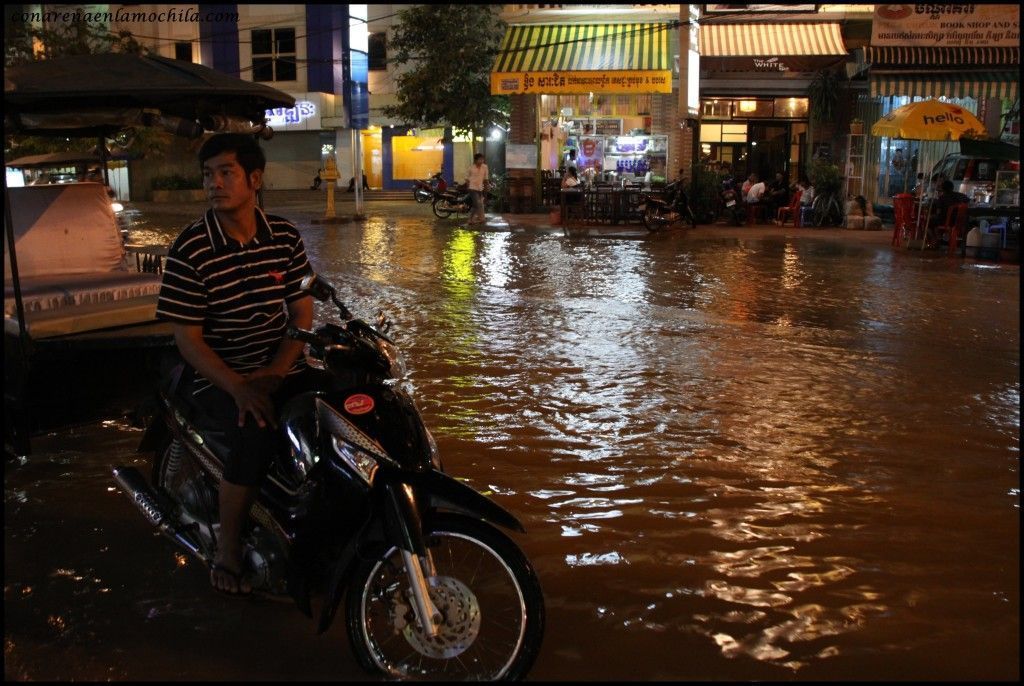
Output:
[112,466,205,559]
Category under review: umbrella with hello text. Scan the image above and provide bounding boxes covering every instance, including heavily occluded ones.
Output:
[871,98,987,141]
[872,99,988,250]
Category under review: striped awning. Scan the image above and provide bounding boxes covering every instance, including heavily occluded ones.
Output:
[863,46,1020,67]
[699,23,846,57]
[491,23,672,94]
[870,73,1018,101]
[493,23,671,72]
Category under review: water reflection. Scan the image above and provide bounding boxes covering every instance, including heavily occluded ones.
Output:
[5,209,1018,681]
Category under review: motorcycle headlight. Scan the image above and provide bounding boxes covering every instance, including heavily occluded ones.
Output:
[376,338,407,378]
[331,435,378,485]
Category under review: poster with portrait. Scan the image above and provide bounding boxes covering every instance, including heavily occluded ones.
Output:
[576,136,605,172]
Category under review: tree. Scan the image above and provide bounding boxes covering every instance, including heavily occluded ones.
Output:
[383,5,509,153]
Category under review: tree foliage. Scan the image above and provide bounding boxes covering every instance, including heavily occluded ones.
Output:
[383,4,509,149]
[5,17,143,67]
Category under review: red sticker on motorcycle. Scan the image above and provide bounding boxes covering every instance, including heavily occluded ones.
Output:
[344,394,375,415]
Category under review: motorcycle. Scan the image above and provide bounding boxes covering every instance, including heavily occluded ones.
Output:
[639,180,697,231]
[718,176,745,226]
[112,273,545,681]
[432,182,491,219]
[412,171,446,203]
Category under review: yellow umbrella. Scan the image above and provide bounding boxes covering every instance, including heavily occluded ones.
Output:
[871,98,987,141]
[872,99,987,251]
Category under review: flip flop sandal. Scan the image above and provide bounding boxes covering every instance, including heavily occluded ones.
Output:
[210,562,252,597]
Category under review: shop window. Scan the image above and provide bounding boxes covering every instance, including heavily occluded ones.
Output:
[701,99,732,119]
[700,122,748,143]
[737,100,775,118]
[699,123,722,143]
[252,28,296,83]
[722,123,747,142]
[774,97,808,119]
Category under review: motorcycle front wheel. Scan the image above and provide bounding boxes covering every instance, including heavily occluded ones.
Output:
[642,206,663,231]
[346,513,545,681]
[414,188,429,203]
[432,198,453,218]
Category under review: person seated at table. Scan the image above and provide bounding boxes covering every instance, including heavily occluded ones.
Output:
[926,172,948,201]
[765,172,789,215]
[775,179,806,225]
[925,179,970,243]
[560,166,583,221]
[561,166,580,190]
[745,174,766,205]
[741,173,755,197]
[844,195,882,230]
[910,172,925,198]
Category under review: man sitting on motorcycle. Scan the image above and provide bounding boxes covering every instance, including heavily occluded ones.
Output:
[156,133,319,596]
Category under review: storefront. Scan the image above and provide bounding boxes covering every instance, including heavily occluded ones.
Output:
[491,22,677,192]
[853,4,1020,205]
[698,21,848,183]
[854,48,1019,204]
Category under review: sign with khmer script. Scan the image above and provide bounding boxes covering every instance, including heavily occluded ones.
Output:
[491,70,673,95]
[871,4,1020,47]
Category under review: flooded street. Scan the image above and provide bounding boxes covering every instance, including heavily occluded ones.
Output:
[5,203,1019,681]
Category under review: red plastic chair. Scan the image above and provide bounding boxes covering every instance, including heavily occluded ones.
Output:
[935,203,969,256]
[892,193,915,247]
[777,190,802,226]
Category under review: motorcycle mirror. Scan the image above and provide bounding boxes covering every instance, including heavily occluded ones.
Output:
[300,273,336,302]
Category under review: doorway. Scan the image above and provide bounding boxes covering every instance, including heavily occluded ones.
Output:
[748,123,789,183]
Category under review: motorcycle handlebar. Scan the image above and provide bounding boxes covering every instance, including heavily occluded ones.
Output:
[286,326,327,347]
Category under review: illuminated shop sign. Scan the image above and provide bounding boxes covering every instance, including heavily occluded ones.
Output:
[265,101,317,129]
[491,70,673,95]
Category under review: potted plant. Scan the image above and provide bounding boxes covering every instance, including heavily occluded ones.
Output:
[807,69,844,124]
[850,117,864,135]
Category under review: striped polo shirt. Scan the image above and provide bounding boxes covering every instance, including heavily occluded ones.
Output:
[156,207,312,394]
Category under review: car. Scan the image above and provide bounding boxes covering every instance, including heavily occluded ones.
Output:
[929,153,1017,205]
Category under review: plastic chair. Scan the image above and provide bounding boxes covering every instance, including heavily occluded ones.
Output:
[776,190,803,226]
[935,203,969,256]
[892,193,915,247]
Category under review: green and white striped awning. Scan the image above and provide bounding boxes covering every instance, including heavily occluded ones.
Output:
[870,73,1018,101]
[493,23,671,73]
[491,23,673,94]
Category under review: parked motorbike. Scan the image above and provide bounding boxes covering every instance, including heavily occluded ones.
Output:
[639,180,697,231]
[412,171,446,203]
[112,273,545,681]
[432,182,491,219]
[718,176,745,226]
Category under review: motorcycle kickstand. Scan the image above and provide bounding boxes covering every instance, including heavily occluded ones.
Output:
[401,549,442,637]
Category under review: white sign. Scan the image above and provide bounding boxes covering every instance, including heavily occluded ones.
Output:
[263,92,336,132]
[265,100,317,129]
[506,144,538,169]
[872,4,1020,47]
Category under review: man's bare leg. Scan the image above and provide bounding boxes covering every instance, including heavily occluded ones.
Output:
[212,480,255,594]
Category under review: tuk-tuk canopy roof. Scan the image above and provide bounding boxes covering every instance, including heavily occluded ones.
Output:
[4,53,295,137]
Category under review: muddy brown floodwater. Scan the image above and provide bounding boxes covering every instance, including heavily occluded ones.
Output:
[5,204,1020,681]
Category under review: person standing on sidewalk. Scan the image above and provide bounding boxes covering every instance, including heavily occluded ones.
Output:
[466,153,489,225]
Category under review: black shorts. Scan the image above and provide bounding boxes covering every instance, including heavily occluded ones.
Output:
[190,368,330,487]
